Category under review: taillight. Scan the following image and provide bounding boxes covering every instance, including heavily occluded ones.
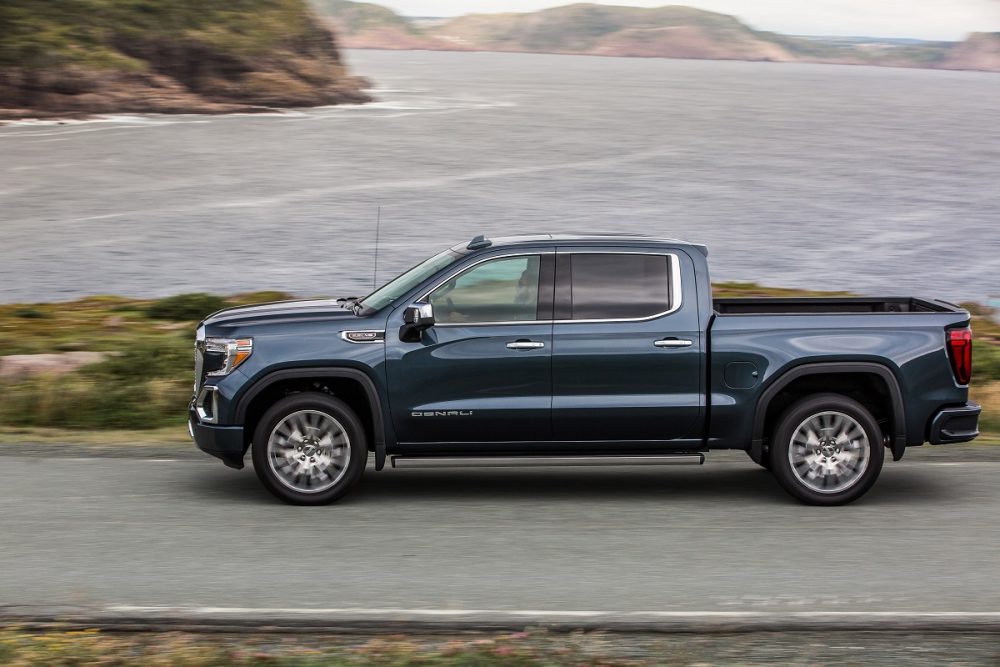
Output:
[947,327,972,385]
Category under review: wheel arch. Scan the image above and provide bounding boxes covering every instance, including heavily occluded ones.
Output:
[750,362,907,464]
[235,367,390,470]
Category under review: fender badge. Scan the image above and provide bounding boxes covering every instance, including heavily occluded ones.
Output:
[341,330,385,344]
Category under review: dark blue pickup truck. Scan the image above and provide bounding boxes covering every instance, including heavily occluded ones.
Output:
[190,234,980,505]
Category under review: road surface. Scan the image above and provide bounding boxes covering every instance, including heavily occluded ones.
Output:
[1,448,999,630]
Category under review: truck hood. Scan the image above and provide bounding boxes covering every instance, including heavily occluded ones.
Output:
[202,298,359,328]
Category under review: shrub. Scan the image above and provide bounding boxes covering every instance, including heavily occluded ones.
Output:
[973,340,1000,383]
[12,307,48,319]
[145,293,228,321]
[973,382,1000,433]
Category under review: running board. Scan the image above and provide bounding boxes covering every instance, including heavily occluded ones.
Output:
[389,454,705,469]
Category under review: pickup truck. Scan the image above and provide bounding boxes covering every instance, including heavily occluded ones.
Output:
[189,234,981,506]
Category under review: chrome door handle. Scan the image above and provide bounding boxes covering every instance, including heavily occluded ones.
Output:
[654,338,693,348]
[506,340,545,350]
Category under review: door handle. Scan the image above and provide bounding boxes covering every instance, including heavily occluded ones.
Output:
[506,340,545,350]
[654,338,693,348]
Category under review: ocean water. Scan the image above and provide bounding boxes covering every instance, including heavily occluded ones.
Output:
[1,50,998,303]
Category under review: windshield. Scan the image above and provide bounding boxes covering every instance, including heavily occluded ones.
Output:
[357,249,461,312]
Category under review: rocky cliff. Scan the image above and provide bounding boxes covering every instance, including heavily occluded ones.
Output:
[0,0,371,120]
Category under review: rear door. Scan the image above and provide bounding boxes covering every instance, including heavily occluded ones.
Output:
[551,249,703,445]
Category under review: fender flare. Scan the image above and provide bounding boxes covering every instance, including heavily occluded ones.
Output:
[749,362,907,463]
[235,366,390,470]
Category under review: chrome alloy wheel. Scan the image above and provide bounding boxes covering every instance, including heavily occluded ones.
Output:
[267,409,351,493]
[788,410,870,494]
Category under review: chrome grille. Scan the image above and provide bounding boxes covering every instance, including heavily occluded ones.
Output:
[193,326,206,392]
[193,341,205,392]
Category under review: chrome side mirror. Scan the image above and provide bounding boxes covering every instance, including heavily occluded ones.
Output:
[400,302,435,342]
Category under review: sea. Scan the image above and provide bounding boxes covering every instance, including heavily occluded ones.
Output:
[1,49,998,303]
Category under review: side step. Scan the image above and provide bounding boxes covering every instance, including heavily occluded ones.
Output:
[390,454,705,469]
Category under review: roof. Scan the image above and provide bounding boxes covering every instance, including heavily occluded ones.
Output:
[452,233,707,256]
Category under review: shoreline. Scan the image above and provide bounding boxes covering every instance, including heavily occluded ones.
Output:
[3,46,998,125]
[339,44,1000,74]
[0,92,377,127]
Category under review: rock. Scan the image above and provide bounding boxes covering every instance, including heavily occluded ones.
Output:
[103,315,125,331]
[0,352,107,380]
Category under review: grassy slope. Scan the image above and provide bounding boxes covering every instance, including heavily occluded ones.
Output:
[0,285,996,440]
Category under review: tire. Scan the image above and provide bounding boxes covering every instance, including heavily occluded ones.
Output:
[251,392,367,505]
[769,393,884,506]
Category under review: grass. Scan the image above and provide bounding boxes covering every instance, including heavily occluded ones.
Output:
[0,292,292,433]
[0,284,995,442]
[0,425,189,445]
[0,630,655,666]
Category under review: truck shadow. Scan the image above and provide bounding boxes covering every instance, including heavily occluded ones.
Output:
[186,461,955,506]
[352,464,954,506]
[356,466,787,503]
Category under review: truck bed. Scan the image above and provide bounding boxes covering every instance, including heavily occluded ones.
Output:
[713,297,961,315]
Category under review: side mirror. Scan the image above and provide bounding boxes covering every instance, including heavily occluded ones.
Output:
[400,302,435,342]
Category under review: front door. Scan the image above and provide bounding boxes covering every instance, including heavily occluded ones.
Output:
[551,250,703,445]
[386,252,554,444]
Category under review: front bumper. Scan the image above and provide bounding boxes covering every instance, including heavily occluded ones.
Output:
[928,402,981,445]
[189,409,245,469]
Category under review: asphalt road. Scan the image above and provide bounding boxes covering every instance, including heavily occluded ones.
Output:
[1,449,999,629]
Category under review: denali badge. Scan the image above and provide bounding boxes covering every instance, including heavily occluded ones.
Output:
[412,410,474,417]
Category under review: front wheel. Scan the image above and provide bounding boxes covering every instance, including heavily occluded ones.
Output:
[769,393,884,506]
[251,392,367,505]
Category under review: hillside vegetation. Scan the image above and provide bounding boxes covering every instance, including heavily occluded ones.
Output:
[0,0,370,119]
[312,1,1000,72]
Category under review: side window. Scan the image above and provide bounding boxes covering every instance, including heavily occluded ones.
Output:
[429,255,541,324]
[569,254,671,320]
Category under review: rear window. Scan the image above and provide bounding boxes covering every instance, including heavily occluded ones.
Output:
[569,253,672,320]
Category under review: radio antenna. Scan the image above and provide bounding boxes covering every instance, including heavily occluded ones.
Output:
[372,205,381,291]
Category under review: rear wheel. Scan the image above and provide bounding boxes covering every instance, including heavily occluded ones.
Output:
[769,393,884,505]
[251,392,367,505]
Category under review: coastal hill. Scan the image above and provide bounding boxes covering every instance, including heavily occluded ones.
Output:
[0,0,371,119]
[310,0,452,49]
[941,32,1000,71]
[313,0,1000,73]
[427,4,792,61]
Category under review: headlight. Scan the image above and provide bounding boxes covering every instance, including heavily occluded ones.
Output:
[203,337,253,376]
